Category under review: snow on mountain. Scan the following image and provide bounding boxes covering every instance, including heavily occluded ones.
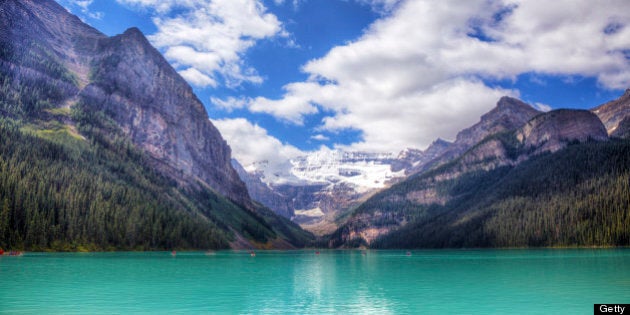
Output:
[289,149,406,193]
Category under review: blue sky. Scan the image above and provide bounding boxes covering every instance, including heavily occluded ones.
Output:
[58,0,630,176]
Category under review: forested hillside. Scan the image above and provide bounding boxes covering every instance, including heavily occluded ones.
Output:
[0,0,313,251]
[329,139,630,248]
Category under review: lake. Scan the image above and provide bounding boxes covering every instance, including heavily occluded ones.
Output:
[1,249,628,314]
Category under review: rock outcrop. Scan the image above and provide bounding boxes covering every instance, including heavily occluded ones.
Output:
[592,89,630,136]
[82,27,251,207]
[611,116,630,139]
[517,109,608,153]
[454,96,541,148]
[232,159,293,218]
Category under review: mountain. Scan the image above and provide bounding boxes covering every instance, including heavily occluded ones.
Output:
[237,97,541,235]
[232,159,293,218]
[592,88,630,138]
[0,0,312,250]
[391,139,452,173]
[327,97,628,248]
[239,150,407,235]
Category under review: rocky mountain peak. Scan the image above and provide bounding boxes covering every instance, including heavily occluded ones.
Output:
[482,96,541,123]
[426,138,451,152]
[591,88,630,136]
[454,96,540,148]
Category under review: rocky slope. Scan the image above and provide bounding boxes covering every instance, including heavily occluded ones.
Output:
[328,103,616,248]
[4,0,250,207]
[516,109,608,153]
[232,159,293,218]
[404,96,541,175]
[0,0,312,249]
[592,88,630,137]
[83,27,252,207]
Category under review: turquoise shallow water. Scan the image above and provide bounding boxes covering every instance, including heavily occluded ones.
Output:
[0,249,629,314]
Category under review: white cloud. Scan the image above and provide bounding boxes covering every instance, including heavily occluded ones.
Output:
[117,0,283,88]
[310,134,329,141]
[533,102,552,112]
[60,0,103,20]
[211,118,304,184]
[210,96,248,111]
[210,93,318,125]
[248,0,630,153]
[179,68,217,88]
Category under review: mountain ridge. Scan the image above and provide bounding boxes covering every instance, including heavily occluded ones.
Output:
[326,94,628,248]
[0,0,312,250]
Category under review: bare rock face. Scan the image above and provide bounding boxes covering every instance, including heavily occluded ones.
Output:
[517,109,608,153]
[80,28,251,207]
[611,116,630,139]
[232,159,293,218]
[396,138,452,174]
[591,89,630,136]
[408,96,540,175]
[4,0,252,208]
[454,96,541,148]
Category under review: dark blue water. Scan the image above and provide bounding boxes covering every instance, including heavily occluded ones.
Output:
[1,249,628,314]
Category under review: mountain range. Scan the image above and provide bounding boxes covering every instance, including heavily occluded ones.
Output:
[325,93,629,248]
[1,0,628,251]
[240,93,629,242]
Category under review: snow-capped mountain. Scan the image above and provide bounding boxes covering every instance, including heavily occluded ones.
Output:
[290,150,405,193]
[238,147,437,235]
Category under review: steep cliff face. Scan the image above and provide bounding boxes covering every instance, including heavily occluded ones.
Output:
[81,28,251,207]
[517,109,608,153]
[1,0,251,208]
[611,116,630,139]
[232,159,293,218]
[592,89,630,136]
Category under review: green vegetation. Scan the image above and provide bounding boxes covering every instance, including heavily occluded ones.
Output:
[0,116,231,251]
[360,140,630,248]
[0,16,314,251]
[0,38,78,117]
[0,90,316,250]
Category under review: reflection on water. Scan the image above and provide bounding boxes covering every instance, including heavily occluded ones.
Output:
[0,249,629,314]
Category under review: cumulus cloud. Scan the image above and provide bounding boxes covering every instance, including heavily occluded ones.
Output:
[247,0,630,153]
[210,94,318,124]
[211,118,304,183]
[210,96,248,112]
[117,0,283,88]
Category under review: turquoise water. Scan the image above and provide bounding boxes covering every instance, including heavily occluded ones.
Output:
[1,249,629,314]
